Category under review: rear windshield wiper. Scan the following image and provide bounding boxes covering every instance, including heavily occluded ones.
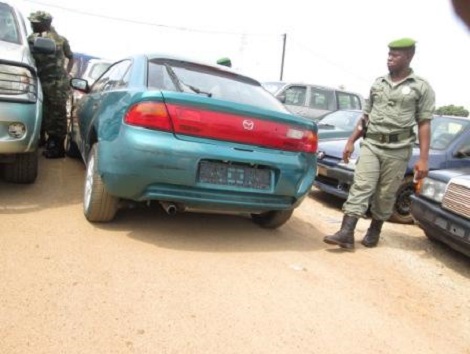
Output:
[164,64,212,97]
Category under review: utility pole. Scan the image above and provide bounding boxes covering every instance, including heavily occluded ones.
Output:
[280,33,287,81]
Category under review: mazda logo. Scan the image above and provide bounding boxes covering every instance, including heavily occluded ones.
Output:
[317,151,325,160]
[243,120,254,130]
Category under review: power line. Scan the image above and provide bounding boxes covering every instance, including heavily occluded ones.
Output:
[289,38,371,85]
[23,0,282,37]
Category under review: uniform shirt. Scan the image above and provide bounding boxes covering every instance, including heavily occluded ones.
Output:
[363,69,435,149]
[27,26,73,81]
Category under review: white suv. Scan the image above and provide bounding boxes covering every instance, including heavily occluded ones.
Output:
[0,1,54,183]
[263,81,365,122]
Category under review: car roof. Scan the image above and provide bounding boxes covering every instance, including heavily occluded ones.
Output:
[126,52,263,85]
[263,80,362,95]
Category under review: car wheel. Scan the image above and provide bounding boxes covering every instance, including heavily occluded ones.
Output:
[3,151,38,184]
[83,144,119,222]
[388,176,414,224]
[251,209,294,229]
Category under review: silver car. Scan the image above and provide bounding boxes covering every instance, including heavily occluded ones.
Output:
[0,1,54,183]
[263,81,365,122]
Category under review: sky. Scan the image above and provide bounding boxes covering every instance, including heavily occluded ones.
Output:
[8,0,470,110]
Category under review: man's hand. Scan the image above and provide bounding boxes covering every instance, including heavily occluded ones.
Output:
[343,141,355,163]
[413,159,429,181]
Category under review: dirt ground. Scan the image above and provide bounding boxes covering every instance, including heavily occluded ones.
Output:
[1,156,469,354]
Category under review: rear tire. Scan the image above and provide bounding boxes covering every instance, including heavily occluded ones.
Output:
[83,144,119,222]
[3,151,38,184]
[251,209,294,229]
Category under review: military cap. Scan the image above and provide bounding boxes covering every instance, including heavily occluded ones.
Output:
[388,38,416,49]
[28,11,53,23]
[217,57,232,67]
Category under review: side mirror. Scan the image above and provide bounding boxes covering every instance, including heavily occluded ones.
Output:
[32,37,56,54]
[277,93,286,103]
[70,78,89,93]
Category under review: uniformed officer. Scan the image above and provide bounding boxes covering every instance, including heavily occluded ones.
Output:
[27,11,73,158]
[323,38,435,250]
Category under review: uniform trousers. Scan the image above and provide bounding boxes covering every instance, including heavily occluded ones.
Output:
[342,141,412,220]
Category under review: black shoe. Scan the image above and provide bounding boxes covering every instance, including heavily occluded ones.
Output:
[43,136,65,159]
[361,219,384,248]
[38,131,47,147]
[324,215,359,250]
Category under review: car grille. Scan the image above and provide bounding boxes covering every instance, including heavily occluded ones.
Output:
[442,181,470,219]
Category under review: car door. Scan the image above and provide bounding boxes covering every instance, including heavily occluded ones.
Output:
[305,86,336,120]
[76,60,132,157]
[280,85,309,118]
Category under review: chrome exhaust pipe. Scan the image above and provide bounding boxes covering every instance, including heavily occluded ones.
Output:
[160,201,178,216]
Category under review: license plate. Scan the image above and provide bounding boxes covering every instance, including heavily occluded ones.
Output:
[198,161,272,190]
[317,165,327,176]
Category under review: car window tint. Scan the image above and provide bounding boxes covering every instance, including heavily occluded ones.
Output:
[0,3,20,44]
[337,92,362,110]
[147,60,288,112]
[309,88,335,110]
[92,60,131,93]
[283,86,307,106]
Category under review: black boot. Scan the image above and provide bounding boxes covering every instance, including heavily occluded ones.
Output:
[38,131,47,147]
[43,136,65,159]
[361,219,384,248]
[323,214,359,250]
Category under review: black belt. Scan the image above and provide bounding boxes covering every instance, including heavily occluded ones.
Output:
[365,129,413,143]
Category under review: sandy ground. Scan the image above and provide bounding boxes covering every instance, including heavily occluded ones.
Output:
[0,156,469,354]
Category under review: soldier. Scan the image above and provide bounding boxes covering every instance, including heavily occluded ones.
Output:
[323,38,435,250]
[27,11,73,158]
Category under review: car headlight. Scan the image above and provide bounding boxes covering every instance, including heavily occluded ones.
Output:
[338,158,357,170]
[418,178,447,203]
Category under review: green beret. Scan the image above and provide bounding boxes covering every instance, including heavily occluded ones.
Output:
[388,38,416,49]
[217,57,232,67]
[28,11,53,23]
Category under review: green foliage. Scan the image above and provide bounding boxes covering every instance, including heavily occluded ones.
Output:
[435,105,469,117]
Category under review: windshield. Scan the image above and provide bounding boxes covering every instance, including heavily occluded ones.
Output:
[148,60,289,112]
[318,110,362,130]
[0,3,20,44]
[429,116,470,150]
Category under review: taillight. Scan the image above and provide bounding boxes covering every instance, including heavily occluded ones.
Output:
[166,104,317,153]
[124,101,317,153]
[124,102,172,131]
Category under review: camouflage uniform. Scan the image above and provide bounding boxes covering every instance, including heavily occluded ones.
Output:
[27,12,72,141]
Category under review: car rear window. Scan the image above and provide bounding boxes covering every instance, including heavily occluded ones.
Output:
[147,59,289,112]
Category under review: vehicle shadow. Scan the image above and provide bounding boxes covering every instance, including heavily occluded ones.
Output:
[96,205,326,253]
[309,188,344,211]
[383,229,470,278]
[0,156,85,214]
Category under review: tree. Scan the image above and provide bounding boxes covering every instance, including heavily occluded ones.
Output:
[435,105,469,117]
